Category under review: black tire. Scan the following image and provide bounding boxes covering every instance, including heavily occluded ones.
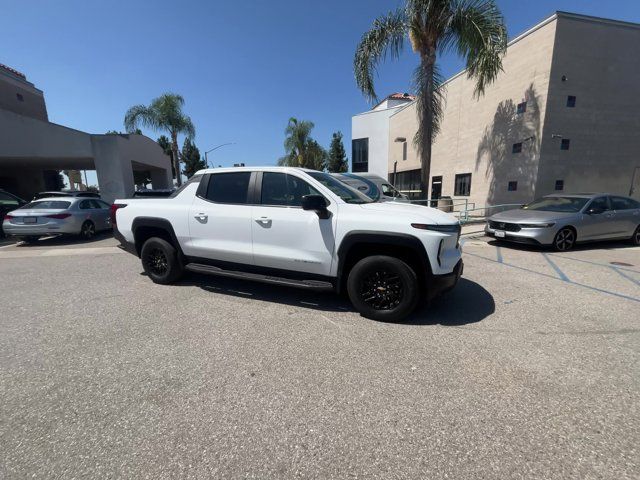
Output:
[21,236,40,244]
[552,227,576,251]
[347,255,419,322]
[140,237,184,284]
[631,225,640,246]
[79,220,95,240]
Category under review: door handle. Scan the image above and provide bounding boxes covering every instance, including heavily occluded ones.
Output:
[255,216,272,227]
[194,213,208,223]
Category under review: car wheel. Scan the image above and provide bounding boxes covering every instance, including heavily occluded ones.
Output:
[553,227,576,251]
[80,221,95,240]
[347,255,418,322]
[140,237,184,284]
[632,225,640,246]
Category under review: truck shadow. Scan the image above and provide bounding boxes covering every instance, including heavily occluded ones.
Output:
[177,274,494,326]
[487,238,636,252]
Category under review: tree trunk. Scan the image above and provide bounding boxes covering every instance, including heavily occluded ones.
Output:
[170,131,182,187]
[419,53,436,203]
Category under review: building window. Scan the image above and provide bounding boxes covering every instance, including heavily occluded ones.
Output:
[508,181,518,191]
[561,139,571,150]
[516,102,527,114]
[454,173,472,197]
[402,141,407,160]
[394,169,421,199]
[512,142,523,154]
[352,138,369,173]
[566,96,576,108]
[16,93,24,102]
[555,179,564,191]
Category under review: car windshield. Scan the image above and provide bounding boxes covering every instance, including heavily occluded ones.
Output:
[522,197,589,212]
[21,200,71,209]
[307,172,374,204]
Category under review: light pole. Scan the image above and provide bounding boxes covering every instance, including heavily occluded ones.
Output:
[204,142,235,168]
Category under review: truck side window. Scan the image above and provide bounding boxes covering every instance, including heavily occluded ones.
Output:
[206,172,251,204]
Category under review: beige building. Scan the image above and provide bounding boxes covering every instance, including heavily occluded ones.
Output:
[379,12,640,207]
[0,63,172,203]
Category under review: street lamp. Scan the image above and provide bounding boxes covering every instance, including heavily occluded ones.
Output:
[204,142,236,167]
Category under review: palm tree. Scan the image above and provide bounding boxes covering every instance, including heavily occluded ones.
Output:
[277,117,327,170]
[354,0,507,198]
[124,93,195,186]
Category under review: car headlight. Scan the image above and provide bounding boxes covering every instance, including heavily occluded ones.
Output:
[411,223,461,233]
[518,223,555,228]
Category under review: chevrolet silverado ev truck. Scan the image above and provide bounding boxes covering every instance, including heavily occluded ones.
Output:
[112,167,463,322]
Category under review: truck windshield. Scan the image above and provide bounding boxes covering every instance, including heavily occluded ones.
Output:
[307,172,374,204]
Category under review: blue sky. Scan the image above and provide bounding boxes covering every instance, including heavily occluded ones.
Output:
[2,0,639,184]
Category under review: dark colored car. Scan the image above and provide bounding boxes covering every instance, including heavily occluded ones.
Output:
[0,189,27,237]
[33,190,101,200]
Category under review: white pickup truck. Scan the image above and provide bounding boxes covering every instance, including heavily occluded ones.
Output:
[112,167,463,322]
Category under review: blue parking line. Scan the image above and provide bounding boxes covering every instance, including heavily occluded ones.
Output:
[496,246,503,264]
[542,253,570,282]
[463,251,640,304]
[548,253,639,274]
[611,266,640,287]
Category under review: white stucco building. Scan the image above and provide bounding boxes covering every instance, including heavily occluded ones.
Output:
[351,93,415,178]
[0,63,173,203]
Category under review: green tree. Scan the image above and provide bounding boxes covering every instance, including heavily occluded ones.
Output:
[354,0,507,197]
[106,128,141,134]
[124,93,195,186]
[157,135,175,179]
[277,117,327,170]
[181,138,207,178]
[327,131,348,173]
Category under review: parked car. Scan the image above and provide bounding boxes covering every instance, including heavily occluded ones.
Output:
[3,197,112,242]
[0,189,27,237]
[485,193,640,251]
[112,167,463,322]
[33,190,101,200]
[331,173,410,202]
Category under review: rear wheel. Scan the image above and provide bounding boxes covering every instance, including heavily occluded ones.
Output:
[347,255,418,322]
[552,227,576,251]
[79,221,95,240]
[631,225,640,246]
[140,237,184,284]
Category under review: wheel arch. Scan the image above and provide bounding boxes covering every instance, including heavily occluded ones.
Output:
[131,217,183,258]
[336,231,432,293]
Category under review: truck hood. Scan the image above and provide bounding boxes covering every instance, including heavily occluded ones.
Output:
[358,202,458,224]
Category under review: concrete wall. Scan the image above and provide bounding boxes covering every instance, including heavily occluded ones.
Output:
[389,16,558,207]
[0,69,48,121]
[536,14,640,199]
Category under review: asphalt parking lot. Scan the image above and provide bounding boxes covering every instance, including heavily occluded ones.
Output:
[1,233,638,479]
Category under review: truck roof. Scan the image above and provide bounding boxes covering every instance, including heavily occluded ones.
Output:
[194,166,321,175]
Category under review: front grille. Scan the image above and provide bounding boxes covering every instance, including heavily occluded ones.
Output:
[489,220,521,232]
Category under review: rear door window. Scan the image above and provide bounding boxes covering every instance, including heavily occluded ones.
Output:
[206,172,252,204]
[611,196,639,210]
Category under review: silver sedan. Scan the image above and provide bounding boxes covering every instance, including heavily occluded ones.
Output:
[2,197,112,242]
[485,194,640,251]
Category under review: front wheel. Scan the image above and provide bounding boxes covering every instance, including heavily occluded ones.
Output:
[347,255,418,322]
[140,237,184,284]
[552,227,576,251]
[631,225,640,246]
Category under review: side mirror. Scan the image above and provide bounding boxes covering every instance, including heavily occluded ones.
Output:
[587,207,605,215]
[302,195,329,219]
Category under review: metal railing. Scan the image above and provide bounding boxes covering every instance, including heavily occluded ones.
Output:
[456,204,524,223]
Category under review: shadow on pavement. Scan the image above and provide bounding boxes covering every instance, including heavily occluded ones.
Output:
[487,238,635,253]
[14,231,113,247]
[174,273,494,326]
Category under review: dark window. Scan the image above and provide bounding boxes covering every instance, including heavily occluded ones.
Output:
[512,143,523,154]
[79,200,92,210]
[21,200,71,210]
[402,142,407,160]
[555,180,564,191]
[587,196,610,212]
[206,172,251,204]
[16,93,24,102]
[352,138,369,173]
[394,169,421,199]
[516,102,527,114]
[0,192,20,207]
[260,173,322,207]
[508,181,518,191]
[566,96,576,108]
[454,173,472,197]
[561,139,571,150]
[611,196,639,210]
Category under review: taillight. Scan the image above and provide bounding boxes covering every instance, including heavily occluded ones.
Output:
[3,214,14,221]
[45,213,72,219]
[110,203,127,227]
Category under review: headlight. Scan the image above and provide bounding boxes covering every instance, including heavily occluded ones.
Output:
[518,223,555,228]
[411,223,461,233]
